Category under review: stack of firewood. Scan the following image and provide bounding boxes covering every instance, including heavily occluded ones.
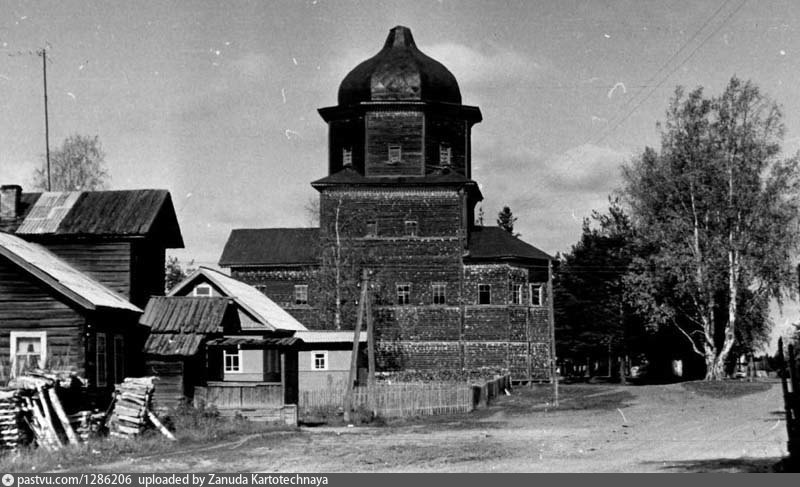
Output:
[0,390,26,450]
[8,371,83,451]
[108,377,174,441]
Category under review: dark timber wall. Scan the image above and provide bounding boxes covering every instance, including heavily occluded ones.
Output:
[0,257,86,376]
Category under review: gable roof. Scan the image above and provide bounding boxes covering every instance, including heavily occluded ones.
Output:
[140,296,235,356]
[167,267,308,332]
[466,226,552,263]
[14,190,183,247]
[219,228,319,267]
[0,232,141,313]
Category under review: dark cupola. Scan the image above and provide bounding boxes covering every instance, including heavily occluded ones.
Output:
[318,26,482,179]
[337,25,462,106]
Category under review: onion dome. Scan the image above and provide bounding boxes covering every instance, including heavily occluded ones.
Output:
[337,26,462,106]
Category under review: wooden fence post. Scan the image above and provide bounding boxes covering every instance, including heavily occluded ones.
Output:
[344,270,369,423]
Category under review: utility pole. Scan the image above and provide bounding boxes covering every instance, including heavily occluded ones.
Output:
[39,46,51,191]
[548,259,558,407]
[343,269,369,423]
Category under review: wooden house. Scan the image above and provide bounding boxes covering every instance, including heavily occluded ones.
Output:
[143,269,309,419]
[166,268,368,393]
[0,185,184,308]
[294,331,365,390]
[140,296,238,409]
[0,232,141,402]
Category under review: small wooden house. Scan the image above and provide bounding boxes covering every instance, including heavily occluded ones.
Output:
[140,296,238,409]
[0,232,141,403]
[169,268,367,391]
[141,286,304,420]
[1,185,184,309]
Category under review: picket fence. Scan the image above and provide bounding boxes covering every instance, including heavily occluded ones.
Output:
[300,381,474,418]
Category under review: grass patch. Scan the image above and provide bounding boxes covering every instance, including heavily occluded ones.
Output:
[0,404,295,472]
[682,380,772,399]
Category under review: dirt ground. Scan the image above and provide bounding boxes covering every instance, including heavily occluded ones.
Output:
[88,381,789,473]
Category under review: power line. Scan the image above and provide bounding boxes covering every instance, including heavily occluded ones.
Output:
[587,0,733,146]
[591,0,748,146]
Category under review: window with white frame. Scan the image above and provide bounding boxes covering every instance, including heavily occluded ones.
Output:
[193,284,212,297]
[224,350,241,373]
[10,331,46,377]
[432,283,446,305]
[294,284,309,305]
[388,144,402,164]
[396,283,411,305]
[404,220,418,237]
[113,335,125,384]
[312,351,328,370]
[478,284,491,305]
[530,283,544,306]
[342,147,353,166]
[511,283,523,305]
[96,333,108,387]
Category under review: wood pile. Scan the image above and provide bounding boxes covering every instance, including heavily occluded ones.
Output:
[0,390,27,451]
[6,370,85,451]
[107,377,174,441]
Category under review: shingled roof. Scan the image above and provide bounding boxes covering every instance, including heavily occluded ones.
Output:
[466,226,552,263]
[140,296,237,356]
[12,190,183,247]
[219,228,319,268]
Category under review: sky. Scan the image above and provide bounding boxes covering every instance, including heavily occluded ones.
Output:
[2,0,800,343]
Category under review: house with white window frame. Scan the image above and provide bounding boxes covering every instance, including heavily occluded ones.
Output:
[0,232,142,403]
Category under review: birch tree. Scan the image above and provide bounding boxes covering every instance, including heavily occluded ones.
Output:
[623,78,800,379]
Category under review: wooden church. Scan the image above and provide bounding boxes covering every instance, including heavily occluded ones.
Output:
[220,26,553,381]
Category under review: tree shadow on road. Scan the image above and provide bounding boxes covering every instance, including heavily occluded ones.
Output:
[640,457,784,473]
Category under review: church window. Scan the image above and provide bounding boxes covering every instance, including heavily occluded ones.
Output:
[511,283,523,305]
[530,283,544,306]
[294,285,308,305]
[404,220,418,236]
[365,220,378,237]
[439,144,451,166]
[432,283,446,305]
[388,144,402,164]
[478,284,491,305]
[396,283,411,305]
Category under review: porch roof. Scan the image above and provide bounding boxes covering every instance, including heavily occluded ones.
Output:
[206,336,302,349]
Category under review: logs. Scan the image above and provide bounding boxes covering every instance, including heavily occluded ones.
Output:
[108,377,173,440]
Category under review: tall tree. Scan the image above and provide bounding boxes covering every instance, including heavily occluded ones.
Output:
[623,78,800,380]
[555,199,645,376]
[33,134,109,191]
[497,206,518,235]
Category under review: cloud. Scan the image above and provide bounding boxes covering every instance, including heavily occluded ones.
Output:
[426,43,551,89]
[473,142,633,254]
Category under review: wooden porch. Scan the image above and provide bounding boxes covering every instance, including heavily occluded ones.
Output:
[193,381,297,425]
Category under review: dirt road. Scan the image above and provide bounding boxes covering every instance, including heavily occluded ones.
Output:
[91,381,789,473]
